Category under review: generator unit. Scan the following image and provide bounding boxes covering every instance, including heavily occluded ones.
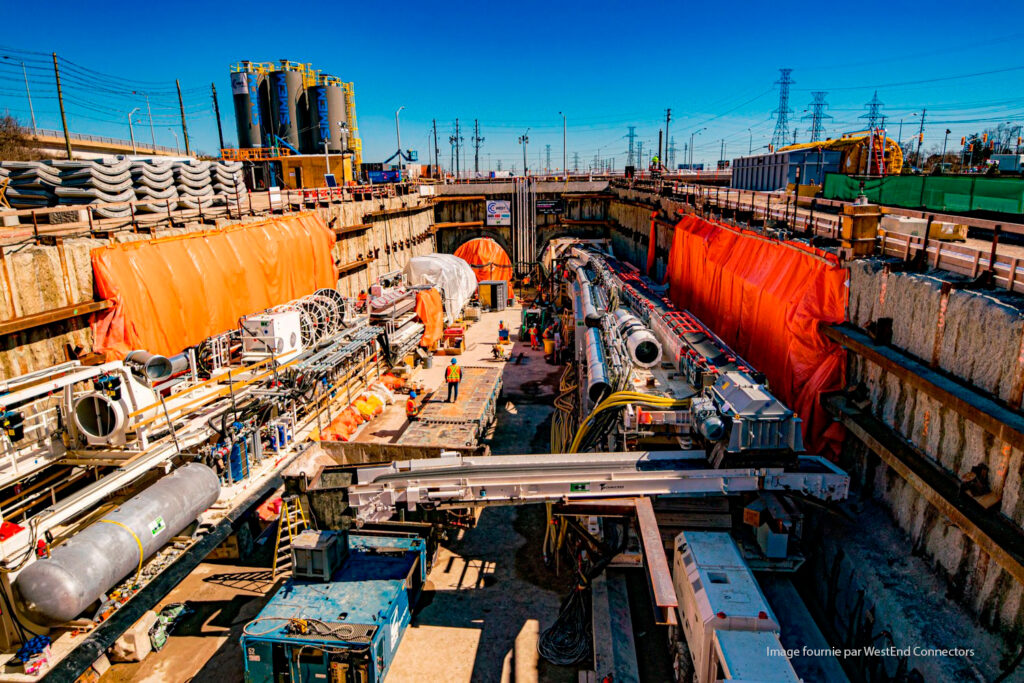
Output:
[672,531,799,682]
[240,310,303,361]
[241,531,426,683]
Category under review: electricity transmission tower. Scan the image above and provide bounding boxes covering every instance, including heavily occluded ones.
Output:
[545,144,551,172]
[770,68,794,149]
[668,137,677,169]
[802,91,832,142]
[626,126,637,167]
[472,120,484,173]
[636,141,644,168]
[572,152,580,171]
[860,91,884,131]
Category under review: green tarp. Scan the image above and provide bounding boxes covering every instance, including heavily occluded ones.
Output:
[823,173,1024,215]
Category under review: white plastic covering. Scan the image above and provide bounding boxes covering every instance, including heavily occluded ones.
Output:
[404,254,477,324]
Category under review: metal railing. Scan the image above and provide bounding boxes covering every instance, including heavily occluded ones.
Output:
[29,128,178,154]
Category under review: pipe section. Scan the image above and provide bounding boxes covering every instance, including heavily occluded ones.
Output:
[584,328,612,403]
[613,308,663,368]
[125,351,188,381]
[15,463,221,625]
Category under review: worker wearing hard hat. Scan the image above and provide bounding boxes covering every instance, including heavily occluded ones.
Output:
[445,358,462,402]
[406,391,420,419]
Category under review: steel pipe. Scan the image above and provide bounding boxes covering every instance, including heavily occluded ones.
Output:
[15,462,221,625]
[613,308,663,368]
[584,327,612,403]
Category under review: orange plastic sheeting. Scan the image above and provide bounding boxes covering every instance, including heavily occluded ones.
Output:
[415,288,444,347]
[454,237,514,290]
[665,214,847,456]
[91,213,337,359]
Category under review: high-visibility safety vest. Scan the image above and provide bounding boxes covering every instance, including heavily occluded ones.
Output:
[445,365,462,383]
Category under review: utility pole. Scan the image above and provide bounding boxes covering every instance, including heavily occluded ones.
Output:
[52,53,73,159]
[176,79,191,156]
[791,129,798,146]
[657,129,663,167]
[432,119,440,178]
[559,112,567,179]
[472,119,484,173]
[719,139,725,166]
[518,128,530,176]
[211,83,225,151]
[448,119,463,176]
[664,108,671,169]
[915,108,927,168]
[770,68,794,149]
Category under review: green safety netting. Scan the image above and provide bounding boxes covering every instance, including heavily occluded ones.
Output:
[823,173,1024,215]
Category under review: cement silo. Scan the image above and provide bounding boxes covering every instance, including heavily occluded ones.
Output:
[309,82,346,153]
[269,67,303,151]
[231,68,263,148]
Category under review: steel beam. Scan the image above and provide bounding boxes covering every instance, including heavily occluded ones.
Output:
[826,393,1024,586]
[823,322,1024,452]
[0,300,112,337]
[557,496,678,625]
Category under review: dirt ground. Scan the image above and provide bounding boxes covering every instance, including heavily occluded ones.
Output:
[103,303,581,682]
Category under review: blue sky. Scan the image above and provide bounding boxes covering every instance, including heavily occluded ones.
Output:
[3,0,1024,169]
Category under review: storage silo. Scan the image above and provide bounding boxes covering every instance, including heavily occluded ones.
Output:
[231,68,263,148]
[269,67,303,151]
[309,83,346,153]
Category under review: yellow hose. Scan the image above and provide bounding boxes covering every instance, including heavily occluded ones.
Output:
[567,391,691,454]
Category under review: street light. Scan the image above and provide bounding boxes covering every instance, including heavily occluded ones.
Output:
[135,91,156,153]
[941,128,951,173]
[394,106,405,170]
[168,128,180,155]
[748,128,753,155]
[128,108,140,154]
[3,57,35,133]
[689,127,706,170]
[518,128,530,176]
[559,112,567,180]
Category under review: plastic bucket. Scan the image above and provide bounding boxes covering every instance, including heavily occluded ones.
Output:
[543,339,555,354]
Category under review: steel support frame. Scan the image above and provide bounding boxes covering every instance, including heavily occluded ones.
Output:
[557,496,678,625]
[823,323,1024,452]
[348,451,850,524]
[825,394,1024,585]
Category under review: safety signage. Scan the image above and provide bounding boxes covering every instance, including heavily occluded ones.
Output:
[486,200,511,226]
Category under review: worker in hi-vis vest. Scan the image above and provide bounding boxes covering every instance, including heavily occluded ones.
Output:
[406,391,420,420]
[445,358,462,402]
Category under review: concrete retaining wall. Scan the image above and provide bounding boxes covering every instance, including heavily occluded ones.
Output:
[0,195,437,376]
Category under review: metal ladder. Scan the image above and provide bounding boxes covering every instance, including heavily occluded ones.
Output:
[272,496,308,578]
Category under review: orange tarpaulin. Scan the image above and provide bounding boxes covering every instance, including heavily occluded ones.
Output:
[91,213,337,359]
[415,288,444,347]
[454,238,514,291]
[665,214,847,456]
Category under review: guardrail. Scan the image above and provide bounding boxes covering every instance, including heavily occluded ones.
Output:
[29,128,179,154]
[614,180,1024,296]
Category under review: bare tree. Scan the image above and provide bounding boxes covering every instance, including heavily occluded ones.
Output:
[0,115,43,161]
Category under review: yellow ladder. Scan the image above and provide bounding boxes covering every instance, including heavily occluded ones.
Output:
[272,496,308,578]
